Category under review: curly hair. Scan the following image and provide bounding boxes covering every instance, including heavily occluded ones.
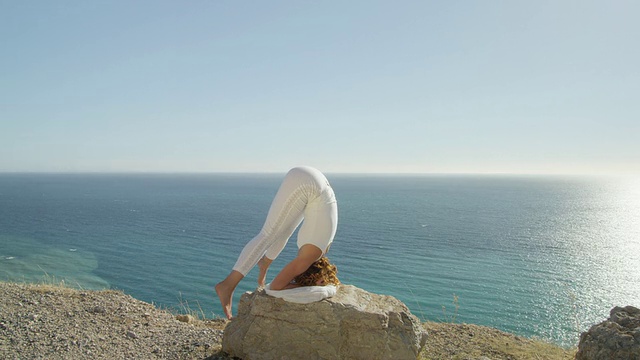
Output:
[293,257,340,287]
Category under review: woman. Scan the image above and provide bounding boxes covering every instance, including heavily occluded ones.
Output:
[215,166,338,319]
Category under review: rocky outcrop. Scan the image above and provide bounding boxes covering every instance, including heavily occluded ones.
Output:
[576,305,640,360]
[222,284,427,360]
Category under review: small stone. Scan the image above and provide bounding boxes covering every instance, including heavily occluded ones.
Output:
[176,314,195,323]
[126,331,138,339]
[89,306,106,314]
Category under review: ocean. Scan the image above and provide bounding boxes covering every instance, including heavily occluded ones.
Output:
[1,173,639,347]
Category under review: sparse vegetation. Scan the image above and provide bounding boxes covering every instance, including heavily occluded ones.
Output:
[174,291,214,320]
[421,321,577,360]
[36,266,82,290]
[440,293,460,323]
[423,293,576,359]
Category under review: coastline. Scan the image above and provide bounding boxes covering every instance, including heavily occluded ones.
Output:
[0,281,576,359]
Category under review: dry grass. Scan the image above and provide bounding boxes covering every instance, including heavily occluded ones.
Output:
[26,282,77,295]
[421,322,576,360]
[175,291,210,320]
[20,274,122,299]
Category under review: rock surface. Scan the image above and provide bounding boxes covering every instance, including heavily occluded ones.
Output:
[222,284,428,360]
[576,305,640,360]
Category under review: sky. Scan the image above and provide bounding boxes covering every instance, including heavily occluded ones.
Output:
[1,1,638,175]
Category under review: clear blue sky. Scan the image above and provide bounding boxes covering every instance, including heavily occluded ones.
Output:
[1,1,638,174]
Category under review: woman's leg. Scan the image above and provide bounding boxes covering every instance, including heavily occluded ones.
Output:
[232,171,310,275]
[215,168,312,319]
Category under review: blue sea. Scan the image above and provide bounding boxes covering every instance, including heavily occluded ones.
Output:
[1,173,639,347]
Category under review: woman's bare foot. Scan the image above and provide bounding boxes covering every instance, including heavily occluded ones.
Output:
[214,271,244,320]
[257,256,272,287]
[215,281,234,319]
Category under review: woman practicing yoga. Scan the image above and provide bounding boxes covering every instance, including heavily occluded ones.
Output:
[215,166,339,319]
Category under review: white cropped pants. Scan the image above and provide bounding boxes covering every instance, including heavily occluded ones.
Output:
[232,166,338,276]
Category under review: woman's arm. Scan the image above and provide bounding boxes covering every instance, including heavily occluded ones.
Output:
[270,244,322,290]
[282,282,302,289]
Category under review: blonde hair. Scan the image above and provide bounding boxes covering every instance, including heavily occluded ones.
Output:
[294,257,340,287]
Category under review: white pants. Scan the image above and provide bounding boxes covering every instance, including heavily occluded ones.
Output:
[232,166,338,276]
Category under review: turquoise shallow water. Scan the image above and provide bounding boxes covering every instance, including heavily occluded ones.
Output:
[1,173,639,347]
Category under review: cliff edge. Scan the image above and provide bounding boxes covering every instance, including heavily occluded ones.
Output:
[0,282,575,359]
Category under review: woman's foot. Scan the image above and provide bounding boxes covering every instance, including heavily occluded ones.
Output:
[257,256,273,287]
[215,281,234,319]
[214,271,244,320]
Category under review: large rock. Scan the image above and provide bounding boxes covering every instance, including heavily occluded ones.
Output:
[222,284,427,360]
[576,305,640,360]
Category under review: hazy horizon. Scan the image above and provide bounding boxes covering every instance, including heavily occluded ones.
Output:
[1,170,636,178]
